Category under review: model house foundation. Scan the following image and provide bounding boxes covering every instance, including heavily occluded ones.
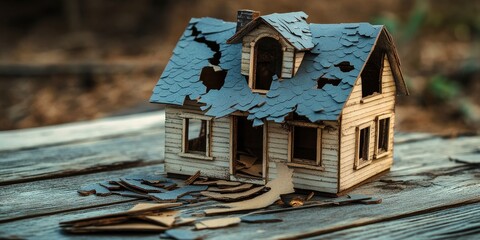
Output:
[150,10,408,194]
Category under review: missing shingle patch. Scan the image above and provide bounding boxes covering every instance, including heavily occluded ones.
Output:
[200,67,227,92]
[334,61,354,72]
[317,78,341,89]
[192,26,221,65]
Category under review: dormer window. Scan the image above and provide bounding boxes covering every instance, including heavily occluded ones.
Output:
[251,37,283,91]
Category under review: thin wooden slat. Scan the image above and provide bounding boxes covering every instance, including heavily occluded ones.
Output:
[0,131,164,185]
[0,111,165,152]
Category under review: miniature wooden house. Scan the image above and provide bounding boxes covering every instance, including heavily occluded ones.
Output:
[150,10,408,194]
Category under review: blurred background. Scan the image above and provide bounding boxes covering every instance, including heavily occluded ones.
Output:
[0,0,479,135]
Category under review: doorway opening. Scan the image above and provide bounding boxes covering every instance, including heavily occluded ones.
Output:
[232,116,265,179]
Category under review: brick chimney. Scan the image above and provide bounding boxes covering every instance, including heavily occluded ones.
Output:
[236,10,260,32]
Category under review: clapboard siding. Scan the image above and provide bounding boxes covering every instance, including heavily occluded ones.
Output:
[267,122,339,193]
[241,23,295,78]
[339,56,396,191]
[164,106,231,178]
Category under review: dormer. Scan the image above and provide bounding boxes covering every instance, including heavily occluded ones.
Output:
[228,10,314,93]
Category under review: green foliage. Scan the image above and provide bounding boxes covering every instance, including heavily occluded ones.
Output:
[427,75,460,101]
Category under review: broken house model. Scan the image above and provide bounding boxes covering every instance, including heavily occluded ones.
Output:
[150,10,408,195]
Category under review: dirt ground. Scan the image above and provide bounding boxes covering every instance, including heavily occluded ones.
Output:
[0,0,479,135]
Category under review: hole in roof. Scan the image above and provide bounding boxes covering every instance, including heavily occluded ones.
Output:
[200,66,227,92]
[334,61,354,72]
[192,26,221,65]
[317,77,341,89]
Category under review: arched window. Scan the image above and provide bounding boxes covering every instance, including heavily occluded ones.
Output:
[252,37,283,91]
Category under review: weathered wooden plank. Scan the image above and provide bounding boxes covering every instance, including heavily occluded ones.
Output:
[0,164,164,223]
[311,202,480,240]
[0,131,164,185]
[0,111,165,152]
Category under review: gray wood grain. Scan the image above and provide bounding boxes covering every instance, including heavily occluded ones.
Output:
[0,131,164,185]
[0,164,164,222]
[0,111,164,151]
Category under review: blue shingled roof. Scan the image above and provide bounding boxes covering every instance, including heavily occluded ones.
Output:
[150,13,386,126]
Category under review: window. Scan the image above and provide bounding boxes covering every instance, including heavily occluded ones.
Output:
[361,47,384,98]
[355,122,372,169]
[375,114,392,158]
[180,113,213,160]
[251,37,283,92]
[288,122,323,170]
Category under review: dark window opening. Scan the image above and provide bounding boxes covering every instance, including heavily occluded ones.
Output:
[361,47,384,97]
[253,37,283,90]
[317,77,341,89]
[293,126,317,163]
[358,127,370,161]
[234,116,264,178]
[335,61,354,72]
[185,118,207,154]
[377,118,390,154]
[192,26,221,65]
[200,67,227,92]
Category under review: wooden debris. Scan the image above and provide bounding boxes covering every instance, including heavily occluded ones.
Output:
[124,173,172,184]
[118,178,164,193]
[184,171,201,185]
[64,222,168,233]
[237,163,262,178]
[110,190,151,199]
[360,197,383,204]
[193,179,242,187]
[99,181,122,191]
[195,217,241,230]
[208,183,253,193]
[240,215,282,223]
[174,217,197,226]
[164,229,203,240]
[78,183,111,196]
[140,210,178,227]
[150,185,208,202]
[200,186,265,202]
[449,153,480,165]
[281,192,315,207]
[204,164,294,215]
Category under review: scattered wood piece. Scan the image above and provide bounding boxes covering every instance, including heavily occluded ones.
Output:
[237,154,257,168]
[127,202,181,212]
[110,190,151,200]
[204,163,294,215]
[237,163,262,178]
[184,171,201,185]
[193,180,242,187]
[119,178,164,193]
[141,210,178,227]
[195,217,241,230]
[174,217,197,226]
[150,185,208,202]
[449,153,480,165]
[360,197,383,204]
[99,181,122,191]
[77,183,111,196]
[281,192,315,207]
[124,173,172,184]
[240,214,282,223]
[201,186,265,202]
[164,229,203,240]
[64,222,168,233]
[208,183,253,193]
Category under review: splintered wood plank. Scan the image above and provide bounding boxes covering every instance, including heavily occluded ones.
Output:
[310,202,480,240]
[0,165,165,223]
[0,131,164,185]
[0,111,164,152]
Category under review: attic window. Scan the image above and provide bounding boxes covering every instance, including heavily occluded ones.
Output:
[361,47,384,98]
[252,37,283,91]
[317,77,341,89]
[200,66,226,92]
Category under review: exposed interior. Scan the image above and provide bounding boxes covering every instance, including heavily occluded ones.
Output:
[199,66,227,92]
[185,118,207,154]
[361,45,384,98]
[253,37,283,90]
[233,116,264,178]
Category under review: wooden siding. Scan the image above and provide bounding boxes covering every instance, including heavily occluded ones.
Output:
[267,122,339,193]
[339,56,396,191]
[241,23,295,79]
[164,105,230,179]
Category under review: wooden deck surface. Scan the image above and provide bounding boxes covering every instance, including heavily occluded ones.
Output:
[0,111,479,239]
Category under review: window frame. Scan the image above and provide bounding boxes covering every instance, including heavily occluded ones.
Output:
[375,113,393,159]
[354,122,373,170]
[179,113,214,161]
[287,121,324,171]
[360,52,385,102]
